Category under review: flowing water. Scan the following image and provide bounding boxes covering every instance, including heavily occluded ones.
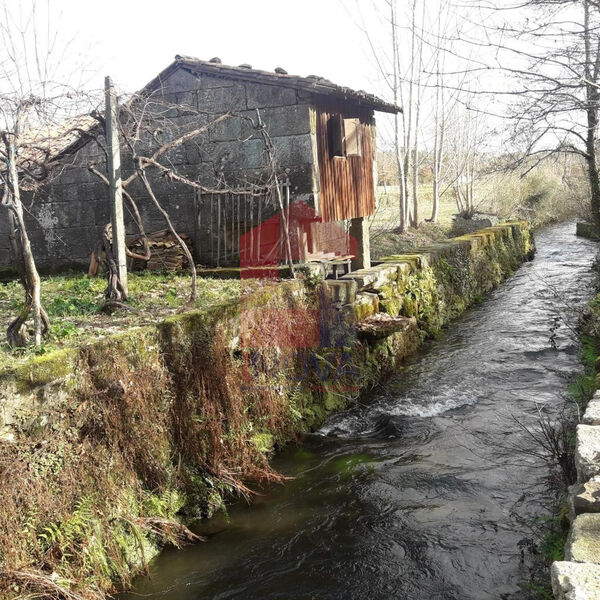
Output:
[121,222,598,600]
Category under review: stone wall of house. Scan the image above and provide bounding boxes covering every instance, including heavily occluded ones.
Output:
[0,66,321,274]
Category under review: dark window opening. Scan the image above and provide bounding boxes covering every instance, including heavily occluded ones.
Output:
[327,115,362,158]
[327,114,344,158]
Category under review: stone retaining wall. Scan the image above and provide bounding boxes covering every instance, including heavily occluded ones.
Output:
[0,221,533,599]
[576,222,600,241]
[553,391,600,598]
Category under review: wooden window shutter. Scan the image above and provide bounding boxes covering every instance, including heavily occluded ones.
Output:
[344,118,361,156]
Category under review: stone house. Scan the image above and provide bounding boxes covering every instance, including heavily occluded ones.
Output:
[0,56,399,274]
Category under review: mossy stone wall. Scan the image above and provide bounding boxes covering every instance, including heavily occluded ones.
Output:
[0,221,532,599]
[576,222,600,241]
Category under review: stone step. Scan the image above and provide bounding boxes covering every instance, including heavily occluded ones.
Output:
[583,393,600,426]
[565,513,600,564]
[576,425,600,483]
[552,561,600,599]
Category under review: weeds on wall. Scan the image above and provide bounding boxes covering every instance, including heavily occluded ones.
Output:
[0,281,356,599]
[0,337,199,599]
[0,229,532,599]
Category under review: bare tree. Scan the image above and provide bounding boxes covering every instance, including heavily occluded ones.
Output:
[389,0,409,232]
[454,0,600,227]
[428,0,456,223]
[352,0,474,230]
[0,0,93,346]
[86,90,294,304]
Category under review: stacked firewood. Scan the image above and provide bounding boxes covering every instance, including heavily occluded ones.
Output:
[89,229,193,275]
[127,230,193,271]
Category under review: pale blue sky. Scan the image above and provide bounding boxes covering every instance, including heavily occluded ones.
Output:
[57,0,384,98]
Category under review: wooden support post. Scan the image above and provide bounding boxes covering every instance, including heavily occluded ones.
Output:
[349,216,371,271]
[105,76,128,298]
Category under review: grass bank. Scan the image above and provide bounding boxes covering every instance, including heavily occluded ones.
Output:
[370,165,587,262]
[0,272,248,371]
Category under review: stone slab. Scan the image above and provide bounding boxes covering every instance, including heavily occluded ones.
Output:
[357,314,415,341]
[341,264,399,291]
[324,279,357,304]
[571,477,600,516]
[552,561,600,599]
[576,425,600,483]
[394,251,435,268]
[565,513,600,563]
[583,395,600,426]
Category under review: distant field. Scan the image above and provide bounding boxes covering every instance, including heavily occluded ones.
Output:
[370,185,458,233]
[368,185,458,259]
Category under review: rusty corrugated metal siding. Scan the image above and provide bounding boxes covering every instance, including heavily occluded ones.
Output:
[315,101,376,222]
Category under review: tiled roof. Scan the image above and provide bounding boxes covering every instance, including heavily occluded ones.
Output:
[146,55,401,114]
[18,114,98,167]
[10,56,399,169]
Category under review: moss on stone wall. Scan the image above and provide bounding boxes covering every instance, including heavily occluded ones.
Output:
[576,222,600,241]
[369,222,534,337]
[0,221,532,600]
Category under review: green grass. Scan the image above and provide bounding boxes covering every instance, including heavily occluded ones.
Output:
[370,184,458,231]
[369,186,457,259]
[0,271,249,370]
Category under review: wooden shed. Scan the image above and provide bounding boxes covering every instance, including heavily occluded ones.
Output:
[0,56,400,274]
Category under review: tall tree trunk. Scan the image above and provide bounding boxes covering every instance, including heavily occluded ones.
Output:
[431,84,440,224]
[587,156,600,230]
[584,0,600,229]
[431,177,440,223]
[391,0,407,233]
[4,133,46,346]
[429,7,444,224]
[411,145,419,228]
[410,0,426,229]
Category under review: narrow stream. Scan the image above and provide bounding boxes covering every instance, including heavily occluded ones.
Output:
[122,222,597,600]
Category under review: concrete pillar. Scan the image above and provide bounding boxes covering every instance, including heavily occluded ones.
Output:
[349,216,371,271]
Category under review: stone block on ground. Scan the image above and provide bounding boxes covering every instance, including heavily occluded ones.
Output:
[324,279,357,304]
[552,561,600,599]
[571,477,600,516]
[583,395,600,426]
[565,513,600,563]
[576,425,600,482]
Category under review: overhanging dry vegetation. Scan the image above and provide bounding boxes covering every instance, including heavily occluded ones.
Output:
[0,291,313,599]
[0,223,534,600]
